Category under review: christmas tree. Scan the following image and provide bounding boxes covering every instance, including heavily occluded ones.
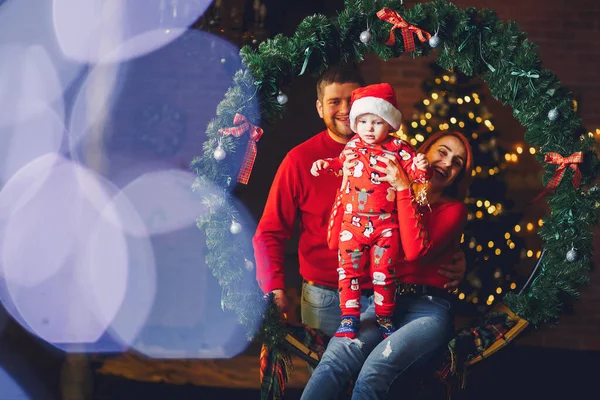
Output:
[401,63,538,315]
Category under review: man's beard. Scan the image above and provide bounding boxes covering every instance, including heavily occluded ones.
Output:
[327,119,353,140]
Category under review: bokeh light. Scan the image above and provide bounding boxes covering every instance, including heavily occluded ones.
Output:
[52,0,211,63]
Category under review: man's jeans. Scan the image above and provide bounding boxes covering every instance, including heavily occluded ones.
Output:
[300,293,454,400]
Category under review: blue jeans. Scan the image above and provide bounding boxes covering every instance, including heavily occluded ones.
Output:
[300,294,454,400]
[301,282,372,337]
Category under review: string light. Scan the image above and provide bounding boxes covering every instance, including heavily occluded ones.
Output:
[510,283,517,290]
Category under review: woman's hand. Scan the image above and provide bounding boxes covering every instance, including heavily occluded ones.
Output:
[438,250,467,292]
[372,153,411,191]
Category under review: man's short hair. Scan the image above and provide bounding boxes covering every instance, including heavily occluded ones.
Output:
[316,65,366,100]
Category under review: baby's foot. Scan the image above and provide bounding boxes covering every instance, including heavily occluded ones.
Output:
[376,315,396,339]
[335,316,360,338]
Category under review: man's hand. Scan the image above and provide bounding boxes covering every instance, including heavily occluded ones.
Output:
[311,160,330,176]
[438,250,467,292]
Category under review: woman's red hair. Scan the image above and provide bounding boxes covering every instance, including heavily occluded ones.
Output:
[417,131,474,202]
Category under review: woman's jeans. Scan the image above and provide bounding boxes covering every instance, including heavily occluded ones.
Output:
[300,293,454,400]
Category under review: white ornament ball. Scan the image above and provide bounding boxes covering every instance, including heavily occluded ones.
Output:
[566,248,577,262]
[230,220,242,234]
[276,92,288,105]
[428,35,440,48]
[244,258,255,271]
[548,108,559,121]
[213,146,226,161]
[359,30,372,44]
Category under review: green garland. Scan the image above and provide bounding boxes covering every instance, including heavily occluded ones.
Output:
[190,0,600,349]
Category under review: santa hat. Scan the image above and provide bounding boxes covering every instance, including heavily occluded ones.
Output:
[349,83,402,132]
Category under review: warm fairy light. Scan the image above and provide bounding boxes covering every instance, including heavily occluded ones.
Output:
[476,200,483,207]
[458,293,465,300]
[432,93,439,99]
[460,233,465,243]
[457,98,464,104]
[471,170,476,177]
[476,211,483,218]
[425,112,432,119]
[527,250,533,257]
[510,283,517,290]
[472,132,478,139]
[450,117,457,124]
[484,200,490,207]
[489,169,495,176]
[536,250,542,258]
[504,153,511,161]
[476,117,482,123]
[509,242,515,249]
[476,245,483,252]
[511,154,518,162]
[484,120,492,127]
[529,147,536,154]
[514,225,521,232]
[495,249,501,255]
[435,78,441,84]
[464,96,471,103]
[472,93,479,98]
[472,297,479,304]
[488,241,494,248]
[488,206,496,213]
[526,223,534,231]
[459,121,465,128]
[468,112,475,119]
[411,121,418,128]
[496,287,502,294]
[410,138,418,146]
[476,166,482,173]
[420,119,426,126]
[489,124,495,131]
[505,232,511,239]
[426,126,432,133]
[423,99,430,105]
[474,98,480,104]
[516,146,523,154]
[415,134,425,142]
[443,75,450,81]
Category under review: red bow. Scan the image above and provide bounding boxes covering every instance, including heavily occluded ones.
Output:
[376,8,431,52]
[532,151,583,202]
[219,113,263,184]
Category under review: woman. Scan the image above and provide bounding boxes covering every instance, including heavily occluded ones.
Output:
[301,131,474,400]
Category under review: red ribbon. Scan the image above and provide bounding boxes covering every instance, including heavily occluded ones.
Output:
[532,151,583,202]
[376,8,431,52]
[219,113,263,184]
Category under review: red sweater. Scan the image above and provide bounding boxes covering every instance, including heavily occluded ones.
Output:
[253,130,351,292]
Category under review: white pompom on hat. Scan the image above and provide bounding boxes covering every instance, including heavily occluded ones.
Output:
[349,83,402,132]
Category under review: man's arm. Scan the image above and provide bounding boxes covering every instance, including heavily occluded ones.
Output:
[252,154,299,312]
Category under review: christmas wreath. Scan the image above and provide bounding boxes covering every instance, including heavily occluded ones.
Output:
[190,0,600,397]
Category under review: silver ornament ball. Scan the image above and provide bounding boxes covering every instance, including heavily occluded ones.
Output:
[428,35,440,48]
[230,220,242,234]
[277,92,288,105]
[359,30,372,44]
[566,248,577,262]
[213,146,226,161]
[548,108,559,121]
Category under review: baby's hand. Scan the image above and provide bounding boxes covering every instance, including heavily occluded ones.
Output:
[311,159,330,176]
[414,153,429,171]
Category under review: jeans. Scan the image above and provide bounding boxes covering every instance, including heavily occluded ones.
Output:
[301,282,373,337]
[300,294,454,400]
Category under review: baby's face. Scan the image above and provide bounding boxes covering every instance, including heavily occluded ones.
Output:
[355,113,392,145]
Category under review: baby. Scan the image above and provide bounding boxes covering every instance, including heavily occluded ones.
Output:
[311,83,431,338]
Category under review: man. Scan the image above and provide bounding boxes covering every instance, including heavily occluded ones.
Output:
[252,65,465,336]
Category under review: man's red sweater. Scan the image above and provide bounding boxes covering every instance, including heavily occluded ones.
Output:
[253,130,356,293]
